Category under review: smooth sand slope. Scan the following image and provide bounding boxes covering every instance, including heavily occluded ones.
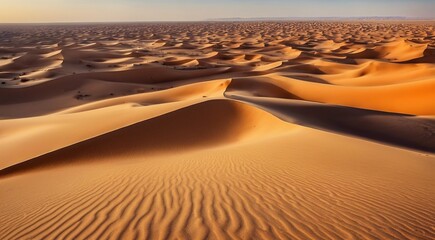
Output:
[0,22,434,240]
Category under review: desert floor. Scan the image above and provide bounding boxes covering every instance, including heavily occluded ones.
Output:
[0,22,434,240]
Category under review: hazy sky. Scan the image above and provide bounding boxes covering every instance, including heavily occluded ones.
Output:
[0,0,433,23]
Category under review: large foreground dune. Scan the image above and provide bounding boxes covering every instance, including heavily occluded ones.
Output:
[0,22,434,240]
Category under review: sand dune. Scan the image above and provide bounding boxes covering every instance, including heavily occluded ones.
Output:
[256,73,435,115]
[226,94,435,153]
[349,39,430,62]
[0,22,434,240]
[0,116,433,240]
[0,100,292,176]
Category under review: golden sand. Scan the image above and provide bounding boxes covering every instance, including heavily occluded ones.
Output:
[0,22,434,240]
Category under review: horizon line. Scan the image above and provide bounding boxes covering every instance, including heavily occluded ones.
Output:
[0,16,434,25]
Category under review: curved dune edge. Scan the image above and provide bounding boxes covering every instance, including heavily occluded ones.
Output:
[225,93,435,153]
[0,100,200,170]
[0,99,294,175]
[0,78,232,170]
[234,73,435,116]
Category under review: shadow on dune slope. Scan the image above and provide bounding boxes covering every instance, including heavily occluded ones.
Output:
[0,99,290,177]
[227,94,435,154]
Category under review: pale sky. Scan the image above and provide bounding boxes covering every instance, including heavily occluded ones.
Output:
[0,0,433,23]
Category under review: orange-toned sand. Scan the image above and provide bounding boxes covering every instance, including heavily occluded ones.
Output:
[0,22,434,240]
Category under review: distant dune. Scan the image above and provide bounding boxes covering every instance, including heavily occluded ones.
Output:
[0,21,434,240]
[208,17,434,21]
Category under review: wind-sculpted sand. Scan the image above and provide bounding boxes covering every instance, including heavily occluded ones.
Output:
[0,22,434,240]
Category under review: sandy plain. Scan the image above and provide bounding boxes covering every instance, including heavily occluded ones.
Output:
[0,21,434,239]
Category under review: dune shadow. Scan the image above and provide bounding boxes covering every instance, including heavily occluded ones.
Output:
[229,95,435,154]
